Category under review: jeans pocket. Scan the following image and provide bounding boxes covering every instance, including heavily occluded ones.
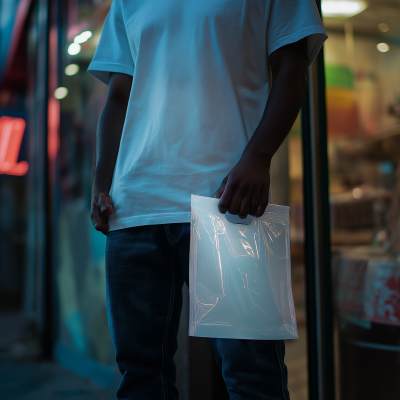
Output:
[164,223,183,246]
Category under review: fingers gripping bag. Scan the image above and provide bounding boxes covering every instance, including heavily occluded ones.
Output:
[189,195,298,340]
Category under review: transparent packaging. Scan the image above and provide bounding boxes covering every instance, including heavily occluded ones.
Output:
[189,195,298,340]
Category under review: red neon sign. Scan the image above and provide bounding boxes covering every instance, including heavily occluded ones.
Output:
[0,116,29,176]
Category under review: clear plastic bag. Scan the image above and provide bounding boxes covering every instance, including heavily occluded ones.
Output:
[189,194,298,340]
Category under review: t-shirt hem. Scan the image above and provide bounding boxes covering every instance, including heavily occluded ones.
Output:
[268,26,328,66]
[87,62,135,85]
[108,212,192,231]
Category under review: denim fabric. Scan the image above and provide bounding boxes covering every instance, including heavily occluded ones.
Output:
[106,223,290,400]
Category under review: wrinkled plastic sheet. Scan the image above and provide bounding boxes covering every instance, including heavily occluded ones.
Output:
[189,194,298,340]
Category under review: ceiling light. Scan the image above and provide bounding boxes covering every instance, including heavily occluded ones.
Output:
[378,23,389,32]
[74,31,93,44]
[65,64,79,76]
[54,87,68,100]
[68,43,81,55]
[377,43,389,52]
[322,1,367,18]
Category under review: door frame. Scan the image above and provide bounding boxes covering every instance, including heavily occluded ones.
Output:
[301,2,336,399]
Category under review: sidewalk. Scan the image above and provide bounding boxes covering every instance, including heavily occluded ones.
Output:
[285,325,308,400]
[0,355,115,400]
[0,312,115,400]
[0,312,308,399]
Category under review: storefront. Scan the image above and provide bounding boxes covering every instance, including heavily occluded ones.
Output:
[1,0,400,399]
[324,2,400,399]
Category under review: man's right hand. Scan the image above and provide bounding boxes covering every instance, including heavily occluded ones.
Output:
[91,192,114,235]
[90,72,132,236]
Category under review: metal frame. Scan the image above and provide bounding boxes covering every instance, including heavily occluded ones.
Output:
[301,2,336,399]
[35,0,52,358]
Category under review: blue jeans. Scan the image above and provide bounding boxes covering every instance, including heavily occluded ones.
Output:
[106,223,290,400]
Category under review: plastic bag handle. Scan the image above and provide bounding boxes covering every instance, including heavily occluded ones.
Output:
[225,212,254,225]
[224,184,271,225]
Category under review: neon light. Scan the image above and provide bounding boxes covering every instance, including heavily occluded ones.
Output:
[48,97,60,160]
[0,116,29,176]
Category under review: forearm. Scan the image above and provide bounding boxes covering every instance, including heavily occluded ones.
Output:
[242,65,308,164]
[92,98,127,197]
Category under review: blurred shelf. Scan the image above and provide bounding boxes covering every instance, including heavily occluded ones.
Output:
[331,229,375,246]
[338,124,400,161]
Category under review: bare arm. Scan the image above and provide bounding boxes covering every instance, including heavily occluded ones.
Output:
[91,72,133,235]
[214,38,308,218]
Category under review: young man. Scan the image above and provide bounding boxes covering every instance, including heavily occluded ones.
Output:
[88,0,327,398]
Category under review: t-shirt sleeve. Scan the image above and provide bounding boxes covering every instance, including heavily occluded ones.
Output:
[87,0,134,85]
[266,0,328,67]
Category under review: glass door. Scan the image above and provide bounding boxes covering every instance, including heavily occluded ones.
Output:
[323,1,400,399]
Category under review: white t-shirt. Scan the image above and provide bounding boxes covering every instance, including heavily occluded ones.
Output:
[88,0,327,231]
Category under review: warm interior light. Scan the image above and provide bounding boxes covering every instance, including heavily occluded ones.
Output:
[378,23,389,32]
[352,188,363,199]
[54,87,68,99]
[65,64,80,76]
[68,43,81,55]
[0,116,29,176]
[377,43,389,52]
[322,1,367,18]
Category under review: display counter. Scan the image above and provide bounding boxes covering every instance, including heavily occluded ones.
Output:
[333,247,400,400]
